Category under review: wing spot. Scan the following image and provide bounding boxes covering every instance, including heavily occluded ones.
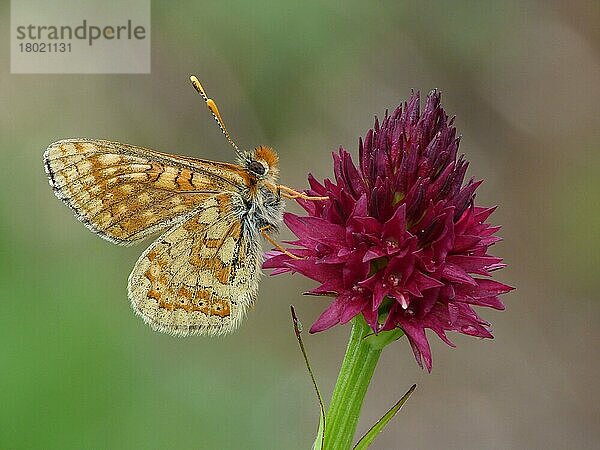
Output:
[98,154,122,165]
[198,206,218,224]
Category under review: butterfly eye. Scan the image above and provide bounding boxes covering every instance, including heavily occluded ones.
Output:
[248,160,267,176]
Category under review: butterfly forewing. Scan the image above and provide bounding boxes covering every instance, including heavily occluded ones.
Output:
[43,139,250,244]
[128,192,261,336]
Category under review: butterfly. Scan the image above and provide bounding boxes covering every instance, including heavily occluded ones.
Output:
[43,75,325,336]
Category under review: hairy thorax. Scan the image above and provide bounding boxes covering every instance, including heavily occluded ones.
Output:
[243,184,284,235]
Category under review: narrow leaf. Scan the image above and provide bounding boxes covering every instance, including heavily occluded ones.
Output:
[353,384,417,450]
[291,305,326,449]
[312,408,325,450]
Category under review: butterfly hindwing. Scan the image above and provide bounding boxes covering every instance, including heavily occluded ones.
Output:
[127,193,262,335]
[43,138,250,244]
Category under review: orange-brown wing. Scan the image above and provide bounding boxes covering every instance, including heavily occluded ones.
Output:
[128,194,262,336]
[43,138,251,244]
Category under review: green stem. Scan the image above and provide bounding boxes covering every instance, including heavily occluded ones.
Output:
[324,316,383,450]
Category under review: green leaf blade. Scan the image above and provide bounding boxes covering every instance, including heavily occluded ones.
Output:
[353,384,417,450]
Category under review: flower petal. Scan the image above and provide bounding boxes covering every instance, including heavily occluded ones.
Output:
[309,297,347,333]
[398,319,433,371]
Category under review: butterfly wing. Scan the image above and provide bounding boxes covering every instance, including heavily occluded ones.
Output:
[43,138,250,244]
[127,193,261,335]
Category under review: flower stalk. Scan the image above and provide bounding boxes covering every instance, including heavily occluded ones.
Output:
[324,315,404,449]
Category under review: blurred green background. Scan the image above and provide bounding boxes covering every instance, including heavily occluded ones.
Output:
[1,1,599,449]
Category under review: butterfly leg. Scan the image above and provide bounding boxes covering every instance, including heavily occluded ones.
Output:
[260,226,301,260]
[277,185,328,201]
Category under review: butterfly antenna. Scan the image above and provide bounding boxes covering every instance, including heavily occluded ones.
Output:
[190,75,245,160]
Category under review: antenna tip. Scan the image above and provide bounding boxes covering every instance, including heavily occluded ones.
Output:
[189,75,205,95]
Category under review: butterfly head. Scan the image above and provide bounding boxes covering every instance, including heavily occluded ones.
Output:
[243,145,280,183]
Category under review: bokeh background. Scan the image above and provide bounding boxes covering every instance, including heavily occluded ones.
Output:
[1,1,599,449]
